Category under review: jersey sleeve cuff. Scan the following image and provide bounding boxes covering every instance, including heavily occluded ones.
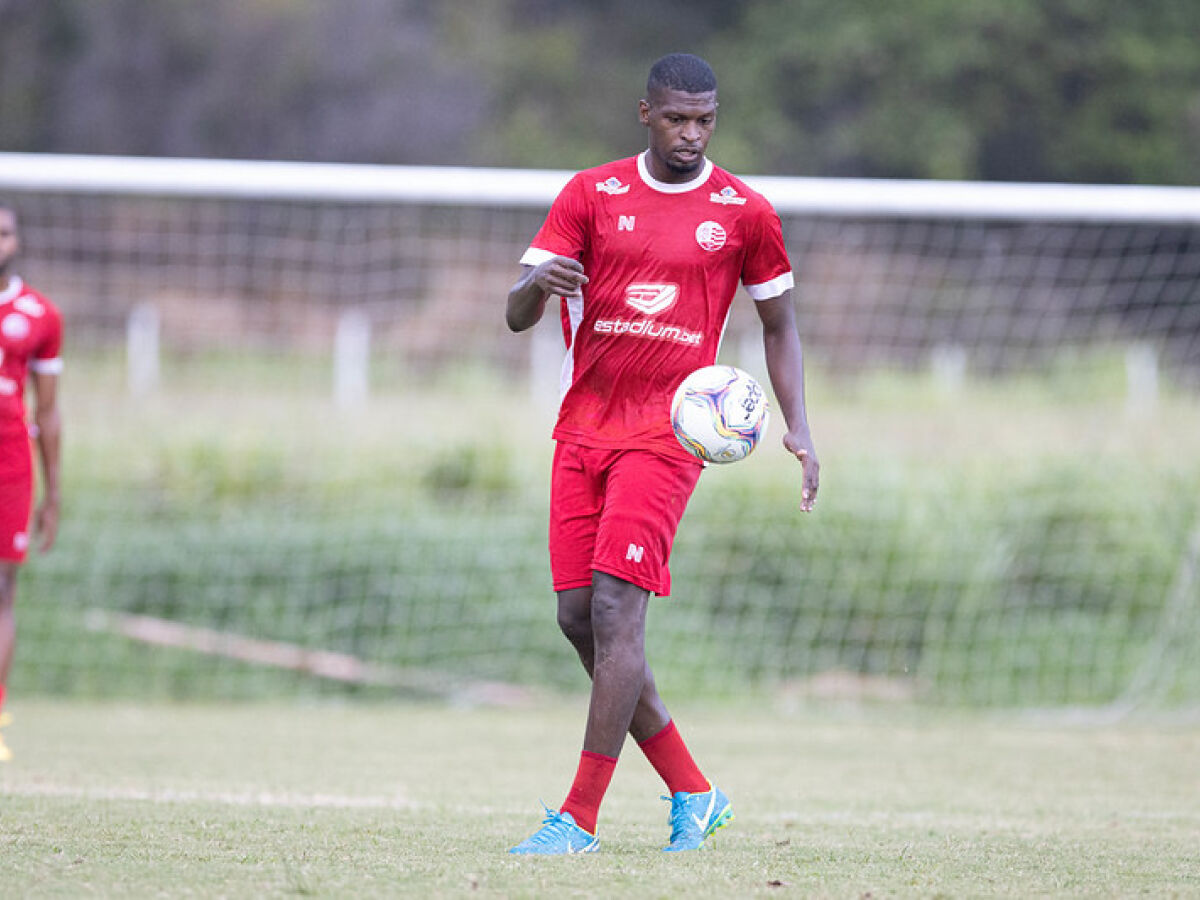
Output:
[744,271,795,301]
[520,247,559,267]
[29,357,64,375]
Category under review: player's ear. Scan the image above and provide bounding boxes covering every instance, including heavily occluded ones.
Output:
[638,98,651,126]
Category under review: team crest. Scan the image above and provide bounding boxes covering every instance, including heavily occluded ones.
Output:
[624,283,679,315]
[695,221,727,252]
[710,186,747,206]
[595,177,630,195]
[1,313,30,341]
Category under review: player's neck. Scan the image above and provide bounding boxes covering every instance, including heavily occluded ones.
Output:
[642,151,708,186]
[637,152,712,194]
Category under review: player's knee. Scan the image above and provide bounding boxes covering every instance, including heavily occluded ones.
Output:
[589,592,644,647]
[556,604,591,646]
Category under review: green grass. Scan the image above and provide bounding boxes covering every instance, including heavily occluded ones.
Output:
[1,699,1197,897]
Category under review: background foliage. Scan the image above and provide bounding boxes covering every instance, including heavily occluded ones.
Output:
[2,0,1199,183]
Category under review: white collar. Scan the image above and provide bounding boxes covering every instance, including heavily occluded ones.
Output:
[636,151,713,194]
[0,276,24,305]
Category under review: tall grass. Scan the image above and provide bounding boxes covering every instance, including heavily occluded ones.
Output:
[14,351,1200,707]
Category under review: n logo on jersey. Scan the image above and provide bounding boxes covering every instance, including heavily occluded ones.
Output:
[624,283,678,315]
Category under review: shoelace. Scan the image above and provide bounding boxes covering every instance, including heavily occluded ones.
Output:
[663,794,699,842]
[524,808,577,849]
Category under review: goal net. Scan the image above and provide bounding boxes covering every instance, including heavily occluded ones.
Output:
[3,152,1198,710]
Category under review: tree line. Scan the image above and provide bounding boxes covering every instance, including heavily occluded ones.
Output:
[2,0,1197,184]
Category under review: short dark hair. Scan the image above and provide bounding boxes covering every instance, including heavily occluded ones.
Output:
[646,53,716,96]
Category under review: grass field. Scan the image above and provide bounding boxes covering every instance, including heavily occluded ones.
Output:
[2,698,1198,897]
[5,354,1199,896]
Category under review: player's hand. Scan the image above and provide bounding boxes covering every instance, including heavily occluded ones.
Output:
[34,497,59,553]
[783,430,819,512]
[533,256,589,298]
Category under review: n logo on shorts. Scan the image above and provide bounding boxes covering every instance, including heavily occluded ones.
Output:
[625,543,645,563]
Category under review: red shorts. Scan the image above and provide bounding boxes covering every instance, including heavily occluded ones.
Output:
[549,442,703,597]
[0,432,33,563]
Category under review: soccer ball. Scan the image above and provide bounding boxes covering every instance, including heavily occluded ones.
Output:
[670,365,769,464]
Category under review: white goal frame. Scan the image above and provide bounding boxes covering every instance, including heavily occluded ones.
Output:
[3,151,1200,222]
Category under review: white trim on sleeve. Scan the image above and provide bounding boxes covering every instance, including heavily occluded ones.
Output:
[744,271,795,301]
[520,247,558,267]
[29,357,63,375]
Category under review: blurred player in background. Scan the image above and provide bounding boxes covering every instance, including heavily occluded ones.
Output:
[505,54,819,853]
[0,200,64,761]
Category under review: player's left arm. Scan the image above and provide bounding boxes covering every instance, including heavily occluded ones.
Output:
[30,368,61,552]
[756,290,819,512]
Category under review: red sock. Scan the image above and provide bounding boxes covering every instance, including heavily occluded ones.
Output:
[560,751,617,834]
[638,720,709,795]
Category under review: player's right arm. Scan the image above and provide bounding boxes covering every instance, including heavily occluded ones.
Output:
[505,257,588,333]
[30,367,61,553]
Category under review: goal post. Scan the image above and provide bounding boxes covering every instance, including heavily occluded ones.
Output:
[6,150,1199,216]
[2,152,1198,710]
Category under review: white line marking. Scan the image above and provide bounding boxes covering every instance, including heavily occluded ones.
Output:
[1,782,419,810]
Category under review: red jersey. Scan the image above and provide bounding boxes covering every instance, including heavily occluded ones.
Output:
[0,277,63,444]
[521,152,793,459]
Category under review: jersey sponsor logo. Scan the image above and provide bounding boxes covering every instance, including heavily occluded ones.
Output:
[710,186,747,206]
[623,283,678,315]
[695,221,727,252]
[618,215,636,231]
[625,543,645,563]
[14,297,45,317]
[1,313,30,341]
[596,176,630,195]
[593,317,703,346]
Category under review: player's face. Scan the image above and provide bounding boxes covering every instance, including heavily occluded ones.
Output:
[0,210,18,274]
[639,87,718,183]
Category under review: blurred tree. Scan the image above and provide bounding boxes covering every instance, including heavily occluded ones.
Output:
[444,0,736,169]
[0,0,86,152]
[2,0,490,164]
[711,0,1200,183]
[1,0,1197,183]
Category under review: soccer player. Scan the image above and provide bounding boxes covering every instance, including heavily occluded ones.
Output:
[0,200,64,762]
[505,53,819,853]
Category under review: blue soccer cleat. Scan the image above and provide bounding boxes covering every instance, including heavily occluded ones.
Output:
[662,783,733,851]
[509,806,600,855]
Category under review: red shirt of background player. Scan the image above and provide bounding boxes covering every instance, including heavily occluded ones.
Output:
[0,278,63,448]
